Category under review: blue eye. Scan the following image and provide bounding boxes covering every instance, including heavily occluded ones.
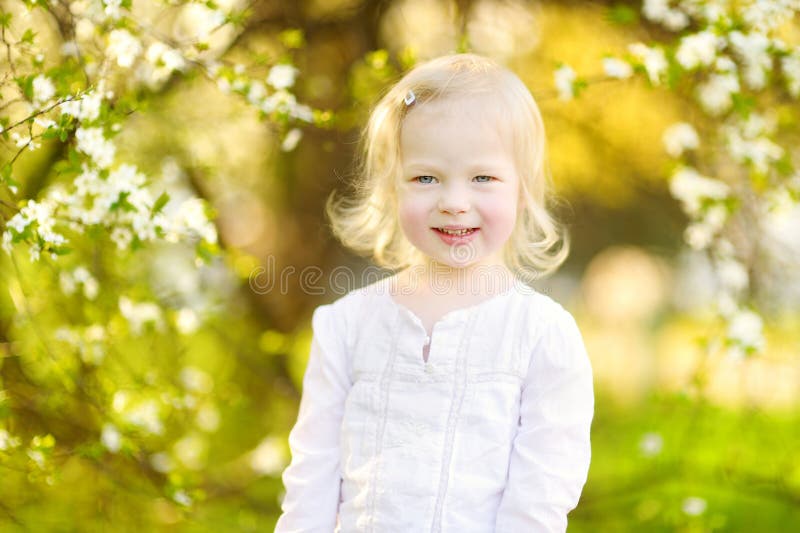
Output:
[474,175,494,183]
[415,176,437,184]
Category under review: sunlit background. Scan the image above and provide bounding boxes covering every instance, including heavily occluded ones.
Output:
[1,0,799,531]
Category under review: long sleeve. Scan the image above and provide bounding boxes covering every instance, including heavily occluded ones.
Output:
[495,307,595,533]
[274,304,352,533]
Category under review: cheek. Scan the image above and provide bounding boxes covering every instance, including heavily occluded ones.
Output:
[397,197,430,238]
[479,194,518,236]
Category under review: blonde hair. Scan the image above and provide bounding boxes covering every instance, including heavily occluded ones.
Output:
[325,53,569,280]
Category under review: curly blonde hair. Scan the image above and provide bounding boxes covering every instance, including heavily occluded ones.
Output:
[325,53,568,280]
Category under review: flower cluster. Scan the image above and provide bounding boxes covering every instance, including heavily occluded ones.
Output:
[2,1,320,266]
[0,0,320,510]
[552,0,800,357]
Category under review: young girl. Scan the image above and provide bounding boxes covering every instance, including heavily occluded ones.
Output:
[274,53,594,532]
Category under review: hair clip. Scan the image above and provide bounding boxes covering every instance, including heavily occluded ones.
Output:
[403,90,416,106]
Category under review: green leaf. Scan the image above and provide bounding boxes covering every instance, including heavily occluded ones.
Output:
[48,244,72,256]
[151,191,170,214]
[42,127,60,140]
[196,240,220,264]
[17,75,34,100]
[21,28,36,45]
[607,4,638,25]
[110,191,136,212]
[0,12,12,28]
[573,79,589,97]
[774,154,794,177]
[731,93,755,117]
[279,28,305,49]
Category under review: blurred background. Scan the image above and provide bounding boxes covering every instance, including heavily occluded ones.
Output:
[1,0,799,531]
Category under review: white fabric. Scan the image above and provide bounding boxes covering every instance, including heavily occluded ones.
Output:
[274,277,594,533]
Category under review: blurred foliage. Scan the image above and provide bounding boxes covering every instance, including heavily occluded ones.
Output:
[1,0,799,531]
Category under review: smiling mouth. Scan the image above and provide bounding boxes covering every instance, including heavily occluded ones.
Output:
[433,227,479,236]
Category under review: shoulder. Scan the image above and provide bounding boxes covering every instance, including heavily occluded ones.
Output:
[511,283,586,365]
[311,276,392,342]
[510,281,575,330]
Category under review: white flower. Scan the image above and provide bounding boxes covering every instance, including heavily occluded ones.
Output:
[781,52,800,97]
[727,31,771,90]
[75,127,116,168]
[10,132,38,151]
[119,296,163,335]
[662,9,690,31]
[180,366,213,394]
[553,64,576,100]
[172,489,192,507]
[102,0,124,20]
[247,80,267,104]
[724,125,784,174]
[110,227,133,250]
[106,29,142,69]
[696,73,740,115]
[27,449,46,469]
[195,403,220,432]
[669,167,730,216]
[676,31,721,70]
[32,74,56,105]
[703,204,728,232]
[60,270,77,295]
[685,221,714,250]
[101,423,122,452]
[0,428,21,451]
[143,42,186,87]
[250,436,287,475]
[61,40,80,57]
[715,55,737,74]
[173,433,207,470]
[727,309,765,352]
[603,57,632,79]
[639,432,663,457]
[291,103,314,122]
[175,307,200,334]
[739,112,777,138]
[742,1,795,33]
[642,0,668,23]
[1,231,12,254]
[169,198,217,243]
[281,128,303,152]
[717,291,738,318]
[267,64,298,90]
[682,496,707,516]
[150,452,174,473]
[85,323,105,342]
[76,18,95,42]
[628,43,668,85]
[34,117,56,130]
[662,122,699,158]
[122,399,163,435]
[181,4,226,41]
[716,257,749,292]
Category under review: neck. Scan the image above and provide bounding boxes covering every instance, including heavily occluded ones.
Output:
[401,258,515,297]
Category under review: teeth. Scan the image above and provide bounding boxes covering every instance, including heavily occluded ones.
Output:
[439,228,475,236]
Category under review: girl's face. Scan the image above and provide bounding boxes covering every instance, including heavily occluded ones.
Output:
[397,96,520,271]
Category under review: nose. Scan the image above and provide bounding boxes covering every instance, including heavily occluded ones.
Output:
[437,183,470,214]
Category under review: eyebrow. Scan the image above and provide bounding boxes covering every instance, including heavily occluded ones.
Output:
[404,162,509,174]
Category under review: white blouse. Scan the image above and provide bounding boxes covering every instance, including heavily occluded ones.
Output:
[274,276,594,533]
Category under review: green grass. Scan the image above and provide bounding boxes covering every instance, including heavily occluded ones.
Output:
[569,390,800,532]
